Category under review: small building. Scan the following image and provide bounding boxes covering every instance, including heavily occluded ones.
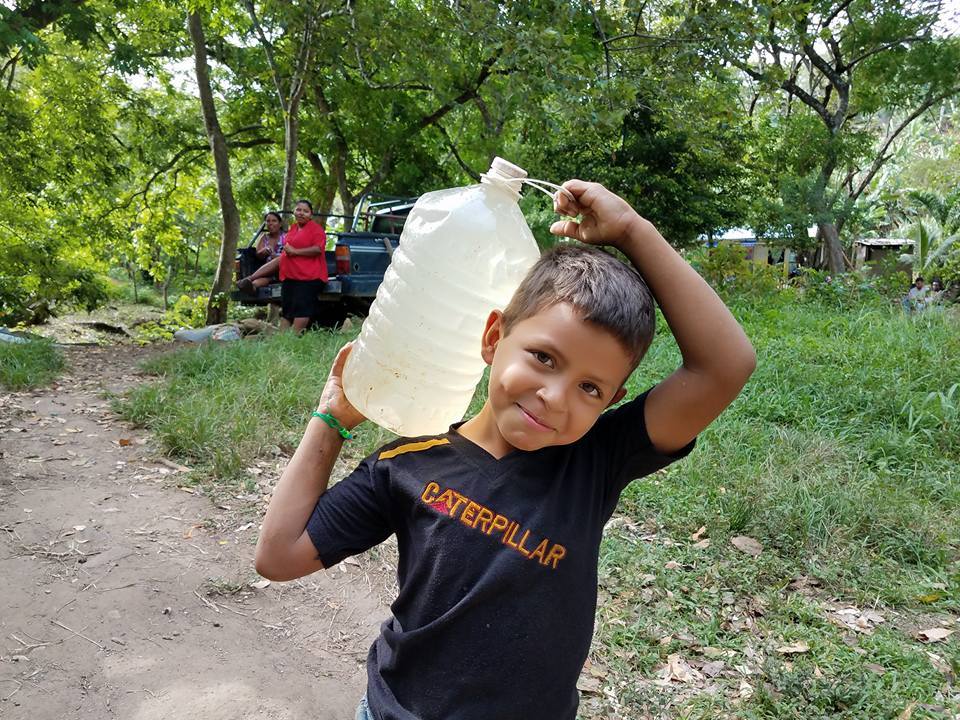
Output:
[853,238,913,275]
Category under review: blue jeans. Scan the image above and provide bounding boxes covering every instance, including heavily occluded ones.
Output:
[355,694,374,720]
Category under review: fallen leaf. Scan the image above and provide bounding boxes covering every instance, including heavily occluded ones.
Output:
[690,525,707,541]
[917,628,954,643]
[916,591,945,604]
[693,539,711,550]
[701,660,724,677]
[250,579,271,589]
[776,641,810,655]
[865,663,886,675]
[731,536,763,557]
[118,438,132,447]
[656,653,704,685]
[664,560,681,570]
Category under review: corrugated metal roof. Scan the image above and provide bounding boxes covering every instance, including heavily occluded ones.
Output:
[855,238,914,247]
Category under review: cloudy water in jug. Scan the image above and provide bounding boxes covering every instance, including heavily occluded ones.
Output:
[342,157,542,437]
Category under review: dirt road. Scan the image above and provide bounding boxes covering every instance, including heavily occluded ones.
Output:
[1,345,391,719]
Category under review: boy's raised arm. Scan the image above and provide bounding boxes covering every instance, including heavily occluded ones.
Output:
[552,181,756,454]
[254,343,364,581]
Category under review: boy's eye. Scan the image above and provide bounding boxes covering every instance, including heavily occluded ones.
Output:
[532,351,554,367]
[580,382,601,398]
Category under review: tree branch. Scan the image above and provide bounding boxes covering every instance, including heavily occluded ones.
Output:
[730,57,833,126]
[243,0,286,110]
[850,87,960,202]
[435,123,480,181]
[846,36,930,70]
[802,42,846,91]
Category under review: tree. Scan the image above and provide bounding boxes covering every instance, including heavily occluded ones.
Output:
[188,9,241,325]
[692,0,960,271]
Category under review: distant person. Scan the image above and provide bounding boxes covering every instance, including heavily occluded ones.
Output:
[254,180,756,720]
[904,276,928,313]
[928,278,944,306]
[237,212,286,293]
[277,199,328,333]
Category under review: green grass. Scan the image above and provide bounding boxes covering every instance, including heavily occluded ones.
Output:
[117,328,395,481]
[118,296,959,717]
[0,337,64,389]
[586,299,960,718]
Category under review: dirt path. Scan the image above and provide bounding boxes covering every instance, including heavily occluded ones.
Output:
[0,345,391,719]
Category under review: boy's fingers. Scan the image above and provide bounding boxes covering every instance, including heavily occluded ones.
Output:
[330,342,353,376]
[550,220,581,240]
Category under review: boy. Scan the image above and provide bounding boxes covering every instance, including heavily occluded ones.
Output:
[255,180,756,720]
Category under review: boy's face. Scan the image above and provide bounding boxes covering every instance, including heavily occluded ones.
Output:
[481,303,632,452]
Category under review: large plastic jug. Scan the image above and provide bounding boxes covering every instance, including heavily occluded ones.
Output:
[342,157,541,436]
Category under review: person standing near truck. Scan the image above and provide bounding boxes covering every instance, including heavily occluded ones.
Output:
[279,199,328,333]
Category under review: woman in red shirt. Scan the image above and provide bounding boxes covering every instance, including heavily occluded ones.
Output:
[278,199,328,333]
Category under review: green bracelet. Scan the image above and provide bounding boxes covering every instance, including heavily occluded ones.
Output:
[311,410,353,440]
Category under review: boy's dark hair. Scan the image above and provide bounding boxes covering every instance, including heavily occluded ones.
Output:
[501,244,656,367]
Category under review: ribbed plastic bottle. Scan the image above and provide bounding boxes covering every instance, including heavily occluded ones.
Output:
[342,157,541,437]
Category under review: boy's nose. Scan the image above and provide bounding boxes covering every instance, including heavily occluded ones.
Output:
[536,384,566,413]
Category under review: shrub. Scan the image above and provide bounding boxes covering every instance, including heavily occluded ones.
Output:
[688,243,781,300]
[134,294,209,342]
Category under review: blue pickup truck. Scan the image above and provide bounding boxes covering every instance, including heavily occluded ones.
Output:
[233,195,417,324]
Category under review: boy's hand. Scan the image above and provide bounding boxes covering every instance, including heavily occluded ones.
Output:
[317,342,365,430]
[550,180,642,250]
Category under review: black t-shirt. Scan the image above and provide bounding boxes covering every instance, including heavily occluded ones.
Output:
[306,392,693,720]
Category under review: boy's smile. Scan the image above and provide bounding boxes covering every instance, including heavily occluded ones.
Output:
[460,303,633,458]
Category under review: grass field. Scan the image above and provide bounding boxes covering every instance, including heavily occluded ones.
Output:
[0,337,64,389]
[119,296,959,718]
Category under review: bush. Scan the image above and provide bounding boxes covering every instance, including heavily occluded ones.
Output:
[0,337,64,389]
[133,294,209,342]
[792,268,893,310]
[687,242,781,300]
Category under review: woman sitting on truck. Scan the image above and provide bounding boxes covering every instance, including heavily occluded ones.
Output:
[237,212,286,293]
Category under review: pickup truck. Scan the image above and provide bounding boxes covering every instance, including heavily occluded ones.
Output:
[232,195,417,325]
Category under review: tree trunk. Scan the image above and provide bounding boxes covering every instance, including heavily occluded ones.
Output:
[280,104,300,213]
[188,12,241,326]
[818,221,846,273]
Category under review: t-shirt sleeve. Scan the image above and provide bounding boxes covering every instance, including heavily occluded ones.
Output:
[305,455,393,568]
[588,388,696,503]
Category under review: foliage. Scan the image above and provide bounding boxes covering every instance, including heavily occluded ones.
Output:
[0,336,64,389]
[684,0,960,270]
[688,243,781,301]
[133,294,210,342]
[899,187,960,278]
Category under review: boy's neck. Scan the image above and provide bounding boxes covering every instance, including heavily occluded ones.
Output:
[457,402,516,460]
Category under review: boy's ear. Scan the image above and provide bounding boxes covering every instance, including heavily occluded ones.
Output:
[480,310,504,365]
[606,387,627,408]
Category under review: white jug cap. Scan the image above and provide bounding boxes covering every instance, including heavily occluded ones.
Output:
[489,157,528,180]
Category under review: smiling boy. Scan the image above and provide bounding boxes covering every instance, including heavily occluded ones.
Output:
[255,180,756,720]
